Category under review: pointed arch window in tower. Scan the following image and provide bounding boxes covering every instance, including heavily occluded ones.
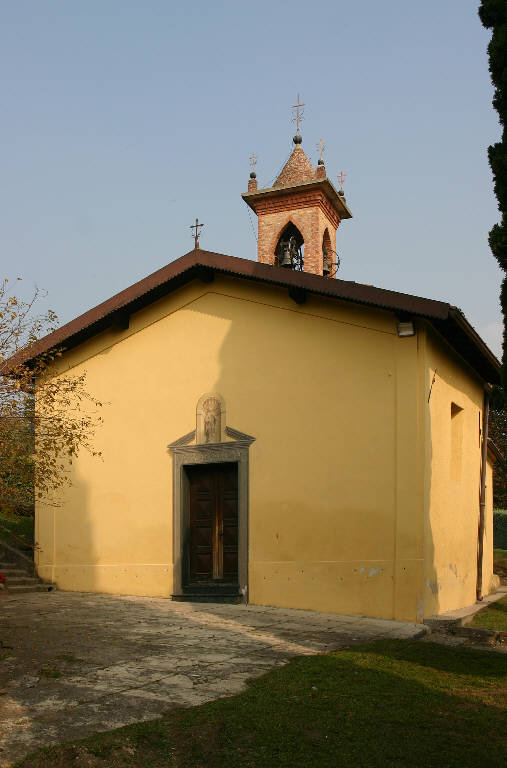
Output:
[322,228,332,276]
[275,222,304,271]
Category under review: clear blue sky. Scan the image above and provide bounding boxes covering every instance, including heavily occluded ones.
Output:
[1,1,503,356]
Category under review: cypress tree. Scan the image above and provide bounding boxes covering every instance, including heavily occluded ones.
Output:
[479,0,507,398]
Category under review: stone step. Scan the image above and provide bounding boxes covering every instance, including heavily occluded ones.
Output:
[182,583,239,596]
[4,583,54,594]
[3,576,40,585]
[0,568,30,576]
[172,593,242,604]
[0,540,51,595]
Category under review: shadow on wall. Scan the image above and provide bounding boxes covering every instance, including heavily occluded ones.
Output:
[196,287,436,620]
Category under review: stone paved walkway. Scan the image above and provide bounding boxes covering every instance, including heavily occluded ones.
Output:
[0,591,426,767]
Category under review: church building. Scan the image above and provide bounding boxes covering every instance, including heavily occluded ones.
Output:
[29,124,500,623]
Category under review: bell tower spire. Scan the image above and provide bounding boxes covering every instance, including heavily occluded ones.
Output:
[242,98,352,277]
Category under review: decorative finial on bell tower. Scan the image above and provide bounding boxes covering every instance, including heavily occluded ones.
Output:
[316,138,326,179]
[249,153,258,179]
[316,138,325,165]
[291,94,305,144]
[337,171,347,198]
[248,153,258,192]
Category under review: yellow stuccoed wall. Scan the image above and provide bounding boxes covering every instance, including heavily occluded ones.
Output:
[34,275,492,621]
[422,326,493,616]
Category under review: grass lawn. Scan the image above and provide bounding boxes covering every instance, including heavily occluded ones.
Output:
[472,595,507,632]
[0,512,33,551]
[15,639,507,768]
[494,547,507,570]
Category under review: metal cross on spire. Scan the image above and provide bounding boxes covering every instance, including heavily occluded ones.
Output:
[291,94,305,134]
[249,153,258,172]
[190,217,204,249]
[337,171,347,190]
[316,138,325,161]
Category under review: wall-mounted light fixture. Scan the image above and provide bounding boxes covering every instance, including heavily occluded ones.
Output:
[397,321,416,337]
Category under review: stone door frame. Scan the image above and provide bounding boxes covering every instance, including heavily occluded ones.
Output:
[168,427,255,601]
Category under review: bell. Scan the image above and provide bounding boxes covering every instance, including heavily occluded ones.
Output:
[281,246,293,268]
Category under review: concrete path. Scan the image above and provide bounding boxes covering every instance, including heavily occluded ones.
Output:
[0,591,425,767]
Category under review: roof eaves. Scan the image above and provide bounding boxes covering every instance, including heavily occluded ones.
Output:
[448,307,500,379]
[242,177,353,219]
[191,252,450,319]
[4,250,500,387]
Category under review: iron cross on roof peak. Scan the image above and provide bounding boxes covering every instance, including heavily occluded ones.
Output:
[337,171,347,190]
[190,217,204,249]
[291,94,305,135]
[316,138,325,161]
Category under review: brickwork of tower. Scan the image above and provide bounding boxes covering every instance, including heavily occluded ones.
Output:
[242,137,351,277]
[255,188,338,275]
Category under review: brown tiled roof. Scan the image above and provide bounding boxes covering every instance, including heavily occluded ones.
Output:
[4,248,500,384]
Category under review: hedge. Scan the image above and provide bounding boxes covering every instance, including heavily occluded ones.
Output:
[493,509,507,549]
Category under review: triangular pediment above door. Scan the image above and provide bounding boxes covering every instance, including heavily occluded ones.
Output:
[168,426,255,452]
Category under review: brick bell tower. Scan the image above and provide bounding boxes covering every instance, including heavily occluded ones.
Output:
[242,123,352,277]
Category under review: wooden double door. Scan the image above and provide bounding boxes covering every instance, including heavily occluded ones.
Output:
[186,462,238,584]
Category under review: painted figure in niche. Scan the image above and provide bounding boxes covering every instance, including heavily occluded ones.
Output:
[203,397,221,443]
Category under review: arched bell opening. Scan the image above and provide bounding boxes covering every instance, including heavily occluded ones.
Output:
[322,228,332,276]
[274,222,305,271]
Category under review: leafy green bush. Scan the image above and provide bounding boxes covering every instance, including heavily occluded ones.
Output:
[493,509,507,548]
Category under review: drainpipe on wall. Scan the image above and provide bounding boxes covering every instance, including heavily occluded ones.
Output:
[476,387,490,601]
